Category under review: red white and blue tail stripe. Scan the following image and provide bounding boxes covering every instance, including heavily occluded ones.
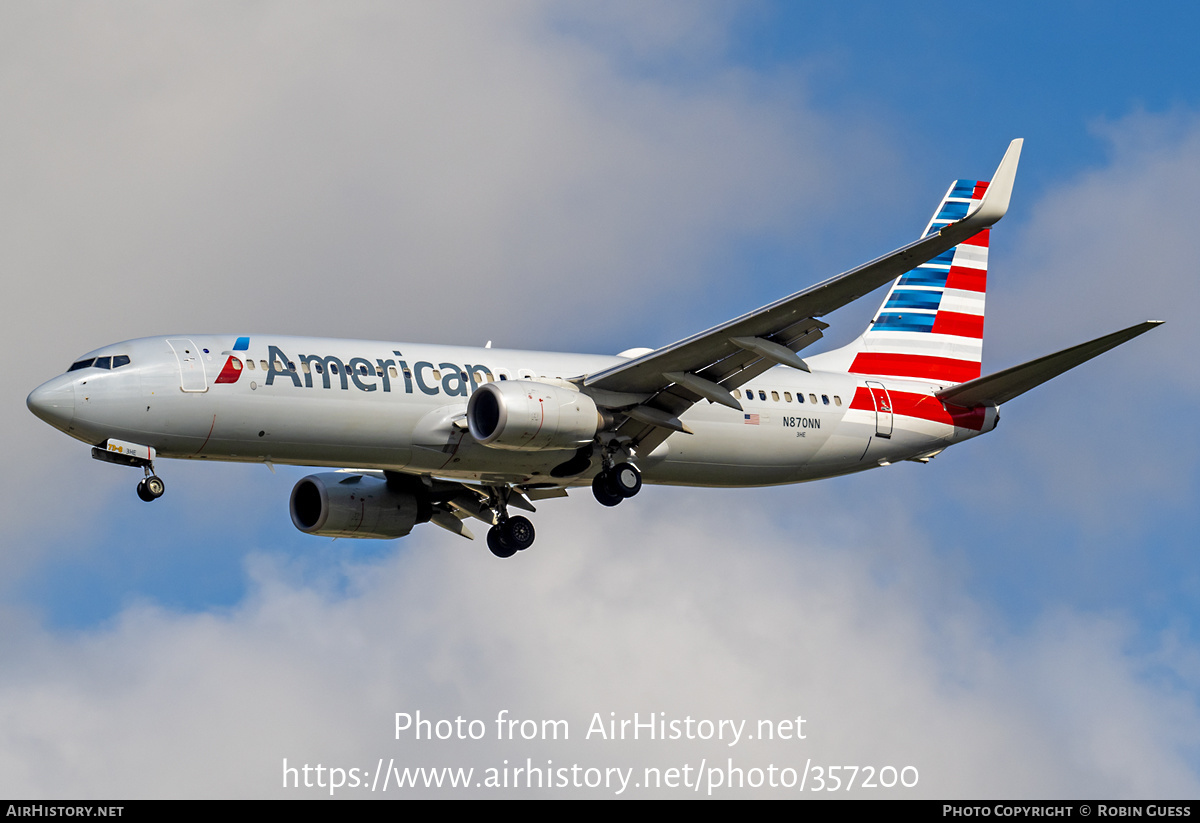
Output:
[847,180,990,384]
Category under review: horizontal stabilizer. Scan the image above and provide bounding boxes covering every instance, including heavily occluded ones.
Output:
[936,321,1162,408]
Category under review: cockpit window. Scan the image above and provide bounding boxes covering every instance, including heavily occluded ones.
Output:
[67,354,131,373]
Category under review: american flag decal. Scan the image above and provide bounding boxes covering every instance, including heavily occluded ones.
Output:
[744,413,760,425]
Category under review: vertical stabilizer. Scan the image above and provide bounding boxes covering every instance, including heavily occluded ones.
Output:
[816,180,993,384]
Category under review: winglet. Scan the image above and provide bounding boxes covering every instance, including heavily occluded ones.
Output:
[960,138,1023,227]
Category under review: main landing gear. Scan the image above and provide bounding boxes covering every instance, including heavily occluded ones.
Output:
[483,485,537,558]
[592,462,642,507]
[486,515,536,559]
[483,460,642,559]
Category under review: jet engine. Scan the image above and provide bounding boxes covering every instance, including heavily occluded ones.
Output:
[290,473,431,539]
[466,380,604,451]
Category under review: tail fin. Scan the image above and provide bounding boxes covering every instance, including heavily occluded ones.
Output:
[841,180,992,384]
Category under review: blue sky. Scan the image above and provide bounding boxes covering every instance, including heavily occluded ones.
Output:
[4,1,1200,798]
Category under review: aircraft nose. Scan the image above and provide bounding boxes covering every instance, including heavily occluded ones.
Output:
[27,376,76,432]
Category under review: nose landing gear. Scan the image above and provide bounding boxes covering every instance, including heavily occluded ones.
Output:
[91,439,166,503]
[136,471,165,502]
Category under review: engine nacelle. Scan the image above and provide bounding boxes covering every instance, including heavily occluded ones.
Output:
[467,380,602,451]
[289,473,431,539]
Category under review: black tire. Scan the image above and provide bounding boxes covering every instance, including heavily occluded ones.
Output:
[144,475,165,499]
[487,526,518,558]
[502,516,536,551]
[591,471,624,507]
[610,462,642,498]
[136,480,155,502]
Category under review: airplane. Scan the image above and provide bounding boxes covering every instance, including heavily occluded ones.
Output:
[27,139,1161,558]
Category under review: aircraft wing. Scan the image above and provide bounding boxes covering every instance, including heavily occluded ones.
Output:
[579,139,1024,450]
[935,320,1162,408]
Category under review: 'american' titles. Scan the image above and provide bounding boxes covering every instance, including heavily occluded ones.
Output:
[262,344,494,397]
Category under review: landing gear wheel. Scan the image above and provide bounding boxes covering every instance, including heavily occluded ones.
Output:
[610,463,642,498]
[144,475,165,498]
[487,526,518,558]
[137,476,165,502]
[591,472,624,507]
[502,516,535,551]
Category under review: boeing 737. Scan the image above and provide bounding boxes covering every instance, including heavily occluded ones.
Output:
[27,140,1161,557]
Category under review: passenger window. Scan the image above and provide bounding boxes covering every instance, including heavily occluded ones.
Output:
[797,393,805,403]
[758,390,766,401]
[809,394,817,404]
[301,362,311,374]
[834,396,842,406]
[822,394,830,405]
[745,390,753,400]
[359,364,369,376]
[771,391,780,401]
[260,360,268,371]
[246,360,255,370]
[432,369,442,381]
[784,392,792,402]
[389,366,398,379]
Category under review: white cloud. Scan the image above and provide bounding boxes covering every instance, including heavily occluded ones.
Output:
[995,111,1200,379]
[0,489,1195,798]
[1,1,887,352]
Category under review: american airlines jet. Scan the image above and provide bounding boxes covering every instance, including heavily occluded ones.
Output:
[27,140,1160,557]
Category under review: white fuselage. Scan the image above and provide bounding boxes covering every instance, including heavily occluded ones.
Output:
[29,334,996,489]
